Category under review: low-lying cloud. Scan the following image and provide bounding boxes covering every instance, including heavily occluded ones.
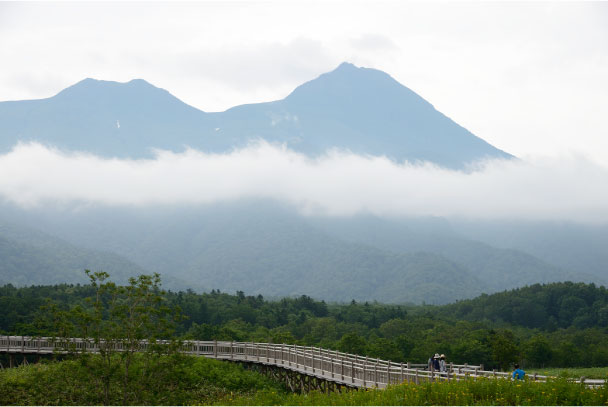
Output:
[1,142,607,223]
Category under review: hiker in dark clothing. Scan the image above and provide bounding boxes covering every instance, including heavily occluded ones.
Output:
[428,353,441,371]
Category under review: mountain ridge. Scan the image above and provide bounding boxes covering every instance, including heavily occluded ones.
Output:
[0,62,512,168]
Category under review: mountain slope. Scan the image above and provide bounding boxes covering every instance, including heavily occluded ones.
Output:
[1,202,590,304]
[213,63,512,167]
[0,221,191,290]
[451,220,608,282]
[0,78,210,157]
[0,63,512,168]
[309,215,597,292]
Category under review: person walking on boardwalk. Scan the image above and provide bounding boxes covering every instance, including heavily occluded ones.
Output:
[428,353,441,371]
[512,363,525,380]
[439,354,447,373]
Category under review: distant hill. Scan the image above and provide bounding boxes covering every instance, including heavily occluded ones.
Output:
[0,221,190,290]
[308,215,595,293]
[450,219,608,282]
[0,202,592,304]
[0,63,512,168]
[436,281,608,330]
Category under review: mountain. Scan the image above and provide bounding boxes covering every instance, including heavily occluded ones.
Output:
[0,221,193,290]
[0,78,210,157]
[0,201,594,304]
[450,220,608,282]
[0,221,147,286]
[0,63,512,168]
[308,215,597,293]
[210,63,512,167]
[0,202,481,304]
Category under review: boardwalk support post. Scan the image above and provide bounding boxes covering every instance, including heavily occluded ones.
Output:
[374,362,378,387]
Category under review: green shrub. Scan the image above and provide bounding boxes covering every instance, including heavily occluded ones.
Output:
[0,355,282,405]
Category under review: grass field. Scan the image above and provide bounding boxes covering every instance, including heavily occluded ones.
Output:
[220,377,608,406]
[529,367,608,380]
[1,358,607,405]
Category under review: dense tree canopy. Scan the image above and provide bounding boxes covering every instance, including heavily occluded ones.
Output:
[1,280,608,370]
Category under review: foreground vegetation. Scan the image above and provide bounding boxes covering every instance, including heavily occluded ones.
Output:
[2,356,606,406]
[528,367,608,380]
[223,377,608,406]
[0,355,281,405]
[1,273,608,405]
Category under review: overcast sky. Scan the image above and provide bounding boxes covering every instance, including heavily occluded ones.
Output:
[1,1,607,164]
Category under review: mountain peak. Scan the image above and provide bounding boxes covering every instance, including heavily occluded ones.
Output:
[56,77,157,97]
[285,61,430,112]
[334,61,357,71]
[0,64,512,167]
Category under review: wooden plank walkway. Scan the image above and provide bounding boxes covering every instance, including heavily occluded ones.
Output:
[0,335,604,388]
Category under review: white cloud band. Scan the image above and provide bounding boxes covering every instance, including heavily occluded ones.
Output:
[1,142,607,223]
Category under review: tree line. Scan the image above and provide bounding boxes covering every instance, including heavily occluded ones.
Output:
[1,276,608,370]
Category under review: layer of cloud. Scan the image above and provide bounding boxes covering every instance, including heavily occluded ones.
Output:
[1,142,607,223]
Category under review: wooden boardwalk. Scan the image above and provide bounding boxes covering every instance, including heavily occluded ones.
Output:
[0,335,604,389]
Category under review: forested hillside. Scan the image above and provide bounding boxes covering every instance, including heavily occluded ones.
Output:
[2,202,596,304]
[0,222,191,290]
[437,282,608,330]
[0,224,147,286]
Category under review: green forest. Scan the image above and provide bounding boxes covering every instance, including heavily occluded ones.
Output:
[1,273,608,405]
[2,278,608,370]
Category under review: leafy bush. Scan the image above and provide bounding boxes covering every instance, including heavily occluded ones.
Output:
[0,355,283,405]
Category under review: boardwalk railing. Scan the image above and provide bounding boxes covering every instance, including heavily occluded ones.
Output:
[0,335,604,389]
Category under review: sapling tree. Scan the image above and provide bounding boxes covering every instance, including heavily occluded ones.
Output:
[42,270,185,405]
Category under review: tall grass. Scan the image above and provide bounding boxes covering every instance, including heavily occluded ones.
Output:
[2,357,607,405]
[530,367,608,380]
[221,376,608,406]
